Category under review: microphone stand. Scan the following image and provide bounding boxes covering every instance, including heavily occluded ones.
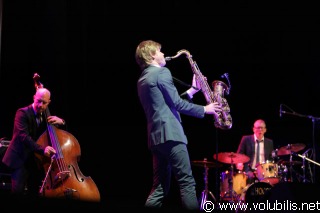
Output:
[280,108,320,183]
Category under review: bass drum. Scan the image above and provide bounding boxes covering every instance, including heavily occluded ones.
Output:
[240,182,273,204]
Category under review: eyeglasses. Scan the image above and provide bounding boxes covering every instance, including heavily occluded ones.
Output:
[254,127,266,130]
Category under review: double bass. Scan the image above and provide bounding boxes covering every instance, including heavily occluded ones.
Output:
[33,73,100,202]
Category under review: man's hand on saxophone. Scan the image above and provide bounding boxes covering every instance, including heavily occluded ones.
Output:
[204,102,222,116]
[186,74,201,98]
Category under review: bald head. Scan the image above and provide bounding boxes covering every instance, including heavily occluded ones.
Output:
[33,88,51,114]
[252,119,267,140]
[35,88,51,98]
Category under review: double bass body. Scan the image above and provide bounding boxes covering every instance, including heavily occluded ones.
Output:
[36,125,101,202]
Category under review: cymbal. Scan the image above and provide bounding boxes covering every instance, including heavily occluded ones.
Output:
[277,143,306,156]
[213,152,250,164]
[191,159,222,168]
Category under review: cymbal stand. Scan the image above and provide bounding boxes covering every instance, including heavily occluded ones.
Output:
[300,149,313,183]
[226,158,238,203]
[229,160,234,202]
[302,152,306,182]
[199,162,216,211]
[288,151,303,182]
[248,164,260,182]
[289,152,293,182]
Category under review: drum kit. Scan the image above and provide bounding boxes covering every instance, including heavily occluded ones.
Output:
[192,143,310,206]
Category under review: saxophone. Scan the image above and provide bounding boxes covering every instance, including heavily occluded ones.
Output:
[165,49,232,130]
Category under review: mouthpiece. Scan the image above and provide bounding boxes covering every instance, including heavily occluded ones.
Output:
[165,57,172,61]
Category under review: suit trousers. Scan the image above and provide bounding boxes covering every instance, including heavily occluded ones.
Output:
[145,141,199,210]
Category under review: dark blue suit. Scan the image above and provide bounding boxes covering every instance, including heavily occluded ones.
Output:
[137,65,205,210]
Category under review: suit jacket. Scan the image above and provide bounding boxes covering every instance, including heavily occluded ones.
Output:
[137,65,205,149]
[2,105,47,169]
[237,134,274,172]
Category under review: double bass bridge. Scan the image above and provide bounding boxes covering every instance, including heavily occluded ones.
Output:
[53,171,71,188]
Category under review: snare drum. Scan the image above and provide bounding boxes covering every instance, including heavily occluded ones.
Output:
[256,160,280,185]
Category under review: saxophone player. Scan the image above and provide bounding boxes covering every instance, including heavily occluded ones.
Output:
[135,40,222,211]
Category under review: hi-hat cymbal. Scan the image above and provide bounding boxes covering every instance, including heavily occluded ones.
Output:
[277,143,306,156]
[213,152,250,164]
[191,159,222,168]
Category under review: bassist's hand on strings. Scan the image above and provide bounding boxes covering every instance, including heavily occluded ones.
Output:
[47,115,65,125]
[44,146,56,158]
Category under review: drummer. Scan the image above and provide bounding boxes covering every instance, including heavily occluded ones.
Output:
[236,119,275,184]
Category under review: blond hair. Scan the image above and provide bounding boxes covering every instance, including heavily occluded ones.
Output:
[135,40,161,70]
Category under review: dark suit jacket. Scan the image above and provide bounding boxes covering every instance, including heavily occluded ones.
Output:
[137,65,205,149]
[237,134,274,172]
[2,105,47,169]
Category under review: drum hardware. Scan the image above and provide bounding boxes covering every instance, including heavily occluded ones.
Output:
[214,152,250,202]
[220,170,247,201]
[191,158,222,210]
[219,167,239,202]
[293,148,320,183]
[279,103,320,183]
[248,164,260,183]
[301,151,308,182]
[271,149,279,162]
[277,163,288,182]
[278,160,302,166]
[276,143,305,183]
[288,150,295,182]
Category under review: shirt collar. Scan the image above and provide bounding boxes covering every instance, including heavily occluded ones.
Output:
[254,135,264,142]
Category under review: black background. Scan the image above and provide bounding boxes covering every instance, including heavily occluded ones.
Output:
[1,0,320,206]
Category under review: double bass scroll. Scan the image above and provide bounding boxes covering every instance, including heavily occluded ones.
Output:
[33,73,100,202]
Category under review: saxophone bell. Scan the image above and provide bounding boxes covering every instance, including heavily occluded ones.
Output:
[212,80,232,130]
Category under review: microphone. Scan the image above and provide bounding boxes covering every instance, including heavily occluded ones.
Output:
[280,104,282,118]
